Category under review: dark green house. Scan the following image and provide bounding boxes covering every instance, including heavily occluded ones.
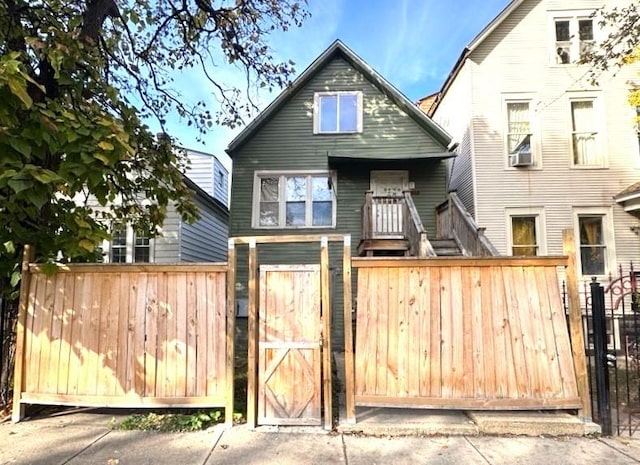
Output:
[226,40,457,344]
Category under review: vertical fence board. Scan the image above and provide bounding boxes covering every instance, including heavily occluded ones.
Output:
[58,274,75,395]
[186,273,198,397]
[116,273,130,396]
[429,267,442,398]
[416,268,430,398]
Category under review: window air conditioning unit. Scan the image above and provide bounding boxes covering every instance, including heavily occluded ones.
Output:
[509,151,533,167]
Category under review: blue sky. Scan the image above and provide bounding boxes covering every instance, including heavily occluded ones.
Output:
[163,0,512,168]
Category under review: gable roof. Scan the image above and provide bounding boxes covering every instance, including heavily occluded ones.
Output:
[226,40,454,155]
[428,0,526,116]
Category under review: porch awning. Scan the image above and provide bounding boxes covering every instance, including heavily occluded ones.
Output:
[615,181,640,217]
[327,150,455,161]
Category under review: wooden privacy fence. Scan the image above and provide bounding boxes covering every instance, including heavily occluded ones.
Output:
[345,256,585,417]
[12,246,236,424]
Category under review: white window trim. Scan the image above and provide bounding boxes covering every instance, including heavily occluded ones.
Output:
[572,206,616,278]
[502,94,541,170]
[548,10,600,66]
[567,93,607,169]
[252,170,337,229]
[313,91,363,134]
[505,207,547,256]
[103,223,155,263]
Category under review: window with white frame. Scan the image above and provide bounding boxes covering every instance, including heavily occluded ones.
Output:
[507,208,545,256]
[314,91,363,134]
[254,172,335,228]
[110,223,127,263]
[574,208,615,277]
[505,100,534,167]
[578,215,606,275]
[553,15,594,64]
[571,99,601,166]
[108,223,152,263]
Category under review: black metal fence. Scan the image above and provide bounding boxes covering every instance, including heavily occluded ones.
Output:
[0,297,18,409]
[566,264,640,436]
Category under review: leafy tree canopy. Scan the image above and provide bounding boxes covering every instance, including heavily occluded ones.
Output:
[0,0,308,297]
[583,2,640,119]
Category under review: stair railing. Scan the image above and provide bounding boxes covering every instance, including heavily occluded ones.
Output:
[403,191,436,257]
[435,192,499,257]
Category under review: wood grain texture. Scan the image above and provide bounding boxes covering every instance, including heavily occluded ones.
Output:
[14,264,231,419]
[354,260,580,410]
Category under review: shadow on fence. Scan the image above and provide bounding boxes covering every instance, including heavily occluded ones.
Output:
[1,298,18,409]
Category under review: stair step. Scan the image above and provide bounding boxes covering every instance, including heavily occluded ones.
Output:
[434,248,463,256]
[358,238,410,257]
[430,239,459,248]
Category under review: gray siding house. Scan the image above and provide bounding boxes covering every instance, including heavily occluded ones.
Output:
[226,40,456,341]
[102,149,229,264]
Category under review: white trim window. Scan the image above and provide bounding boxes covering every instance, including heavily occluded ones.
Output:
[505,99,535,167]
[573,207,616,277]
[506,208,546,256]
[570,98,601,166]
[553,15,595,64]
[107,223,153,263]
[313,91,363,134]
[253,171,336,228]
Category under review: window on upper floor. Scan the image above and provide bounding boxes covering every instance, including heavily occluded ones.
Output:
[554,16,594,64]
[506,100,534,167]
[253,171,336,228]
[108,223,152,263]
[570,99,601,166]
[313,91,363,134]
[507,208,546,256]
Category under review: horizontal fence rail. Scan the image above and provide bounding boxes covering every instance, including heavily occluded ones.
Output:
[13,259,234,423]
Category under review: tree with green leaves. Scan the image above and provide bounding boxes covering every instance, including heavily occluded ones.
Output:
[0,0,308,297]
[583,1,640,121]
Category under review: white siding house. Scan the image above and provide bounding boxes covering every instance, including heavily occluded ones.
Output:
[430,0,640,280]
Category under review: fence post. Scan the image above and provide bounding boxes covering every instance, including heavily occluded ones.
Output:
[562,229,592,420]
[591,277,612,435]
[12,245,35,422]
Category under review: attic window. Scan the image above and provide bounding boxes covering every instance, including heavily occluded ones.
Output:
[314,91,363,134]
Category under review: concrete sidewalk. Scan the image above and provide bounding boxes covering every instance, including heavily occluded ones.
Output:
[2,410,640,465]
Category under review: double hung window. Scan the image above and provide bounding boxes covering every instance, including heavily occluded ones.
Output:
[571,99,600,166]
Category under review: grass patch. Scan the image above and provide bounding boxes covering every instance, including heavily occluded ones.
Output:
[117,322,250,433]
[117,409,223,432]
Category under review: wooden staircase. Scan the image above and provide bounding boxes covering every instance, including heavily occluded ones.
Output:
[430,238,463,257]
[358,238,410,257]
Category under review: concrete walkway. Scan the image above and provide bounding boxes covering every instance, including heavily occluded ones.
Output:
[2,410,640,465]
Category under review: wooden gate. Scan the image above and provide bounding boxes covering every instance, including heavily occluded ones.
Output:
[258,265,322,425]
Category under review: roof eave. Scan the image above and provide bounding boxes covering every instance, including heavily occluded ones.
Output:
[429,0,525,116]
[227,40,455,155]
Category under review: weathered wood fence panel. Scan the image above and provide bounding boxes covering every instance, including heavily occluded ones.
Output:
[352,257,581,410]
[13,261,234,422]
